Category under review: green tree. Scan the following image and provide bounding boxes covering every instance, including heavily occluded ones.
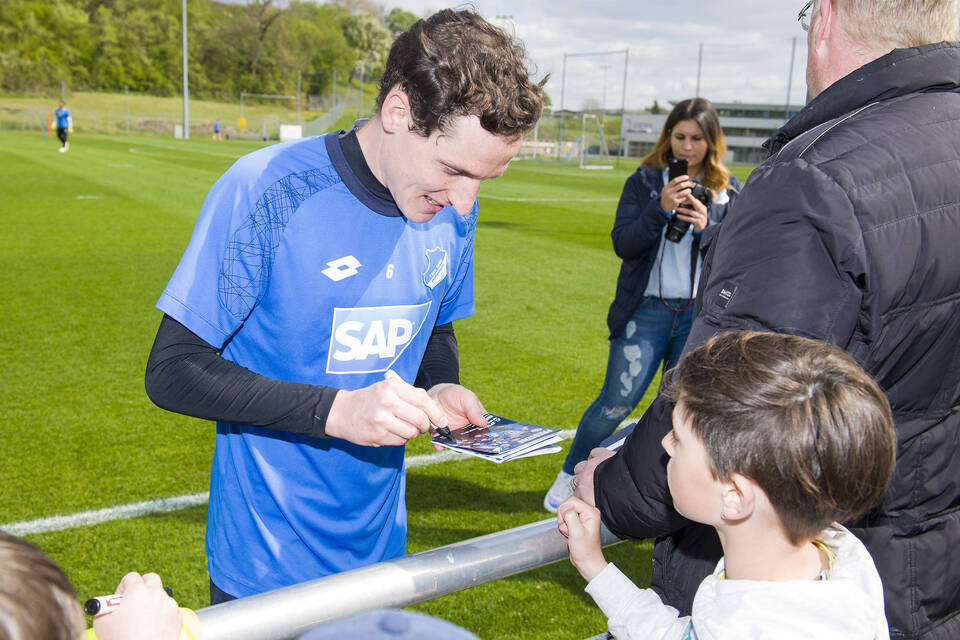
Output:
[0,0,420,101]
[341,11,391,81]
[84,0,180,94]
[279,2,356,97]
[0,0,90,92]
[384,7,416,36]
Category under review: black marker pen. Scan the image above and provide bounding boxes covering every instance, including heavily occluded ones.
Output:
[383,369,453,439]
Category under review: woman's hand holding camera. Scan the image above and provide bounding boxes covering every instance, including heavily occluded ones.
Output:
[661,175,709,234]
[660,174,691,213]
[674,190,709,233]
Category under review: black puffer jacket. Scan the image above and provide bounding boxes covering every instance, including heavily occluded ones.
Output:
[594,42,960,639]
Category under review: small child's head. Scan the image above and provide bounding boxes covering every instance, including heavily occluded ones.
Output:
[0,530,84,640]
[661,331,896,545]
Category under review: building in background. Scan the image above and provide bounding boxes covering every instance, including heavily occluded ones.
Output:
[621,102,805,164]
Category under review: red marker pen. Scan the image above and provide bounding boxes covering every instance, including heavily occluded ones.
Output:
[83,587,173,616]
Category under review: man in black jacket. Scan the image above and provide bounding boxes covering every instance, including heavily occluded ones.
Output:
[573,2,960,638]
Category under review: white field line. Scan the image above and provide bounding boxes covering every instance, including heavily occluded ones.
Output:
[120,146,620,200]
[2,429,578,537]
[1,493,211,537]
[128,144,252,160]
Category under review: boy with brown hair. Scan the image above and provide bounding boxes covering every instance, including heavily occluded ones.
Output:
[0,530,192,640]
[559,331,896,639]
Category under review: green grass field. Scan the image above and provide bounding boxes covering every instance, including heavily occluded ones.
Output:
[0,128,753,639]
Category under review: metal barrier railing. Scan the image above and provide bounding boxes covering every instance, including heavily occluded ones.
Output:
[195,516,623,640]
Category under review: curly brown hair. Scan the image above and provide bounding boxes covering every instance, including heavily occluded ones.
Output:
[376,8,546,140]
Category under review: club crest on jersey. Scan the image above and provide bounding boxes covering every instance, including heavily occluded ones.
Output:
[327,302,432,374]
[423,247,448,289]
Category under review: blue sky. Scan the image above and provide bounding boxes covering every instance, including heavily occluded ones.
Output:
[384,1,812,110]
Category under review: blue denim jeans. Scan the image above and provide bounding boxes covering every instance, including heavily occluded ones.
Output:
[562,296,693,475]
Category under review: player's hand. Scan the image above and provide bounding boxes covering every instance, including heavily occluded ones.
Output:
[557,497,608,582]
[674,191,709,232]
[426,383,487,450]
[659,174,691,213]
[92,572,181,640]
[571,447,616,505]
[326,378,451,447]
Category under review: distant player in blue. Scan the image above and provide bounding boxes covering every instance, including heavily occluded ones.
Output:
[212,119,221,141]
[55,101,71,152]
[146,9,545,603]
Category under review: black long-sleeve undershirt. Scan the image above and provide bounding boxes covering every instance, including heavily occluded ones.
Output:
[145,314,460,439]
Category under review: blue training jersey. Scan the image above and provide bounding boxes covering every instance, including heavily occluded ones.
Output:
[157,131,477,597]
[55,108,70,129]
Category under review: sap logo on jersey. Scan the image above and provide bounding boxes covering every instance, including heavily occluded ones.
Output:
[327,302,432,374]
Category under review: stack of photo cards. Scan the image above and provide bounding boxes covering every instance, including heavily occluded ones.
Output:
[432,413,562,463]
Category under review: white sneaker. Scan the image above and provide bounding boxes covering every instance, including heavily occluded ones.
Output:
[58,147,66,152]
[543,470,574,513]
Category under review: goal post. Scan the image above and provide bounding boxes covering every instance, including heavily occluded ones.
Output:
[579,114,614,170]
[236,92,297,140]
[558,48,629,161]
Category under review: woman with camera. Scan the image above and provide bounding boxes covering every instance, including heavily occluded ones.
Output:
[544,97,742,512]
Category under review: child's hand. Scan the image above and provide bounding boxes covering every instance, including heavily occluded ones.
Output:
[92,572,182,640]
[557,496,608,582]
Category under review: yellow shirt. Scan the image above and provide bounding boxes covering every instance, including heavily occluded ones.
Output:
[82,607,201,640]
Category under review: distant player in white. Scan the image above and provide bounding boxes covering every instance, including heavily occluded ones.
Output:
[146,9,545,602]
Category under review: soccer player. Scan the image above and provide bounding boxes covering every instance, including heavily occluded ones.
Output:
[145,9,545,603]
[54,101,72,152]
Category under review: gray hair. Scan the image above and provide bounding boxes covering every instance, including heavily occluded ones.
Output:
[837,0,960,53]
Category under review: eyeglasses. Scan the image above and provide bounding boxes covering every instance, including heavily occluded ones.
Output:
[798,0,814,31]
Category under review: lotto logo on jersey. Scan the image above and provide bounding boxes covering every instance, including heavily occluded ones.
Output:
[327,302,432,374]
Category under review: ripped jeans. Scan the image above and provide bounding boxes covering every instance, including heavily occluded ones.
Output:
[562,296,693,475]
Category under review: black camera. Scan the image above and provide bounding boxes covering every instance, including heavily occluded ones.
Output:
[664,158,713,243]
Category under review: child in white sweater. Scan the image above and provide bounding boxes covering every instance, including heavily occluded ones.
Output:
[559,331,895,639]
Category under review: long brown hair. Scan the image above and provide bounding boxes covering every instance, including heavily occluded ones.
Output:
[641,97,730,196]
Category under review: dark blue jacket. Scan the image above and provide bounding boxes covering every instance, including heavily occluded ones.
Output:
[606,167,741,338]
[595,42,960,639]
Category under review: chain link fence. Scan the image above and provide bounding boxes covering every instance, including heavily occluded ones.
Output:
[0,103,243,138]
[0,87,369,141]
